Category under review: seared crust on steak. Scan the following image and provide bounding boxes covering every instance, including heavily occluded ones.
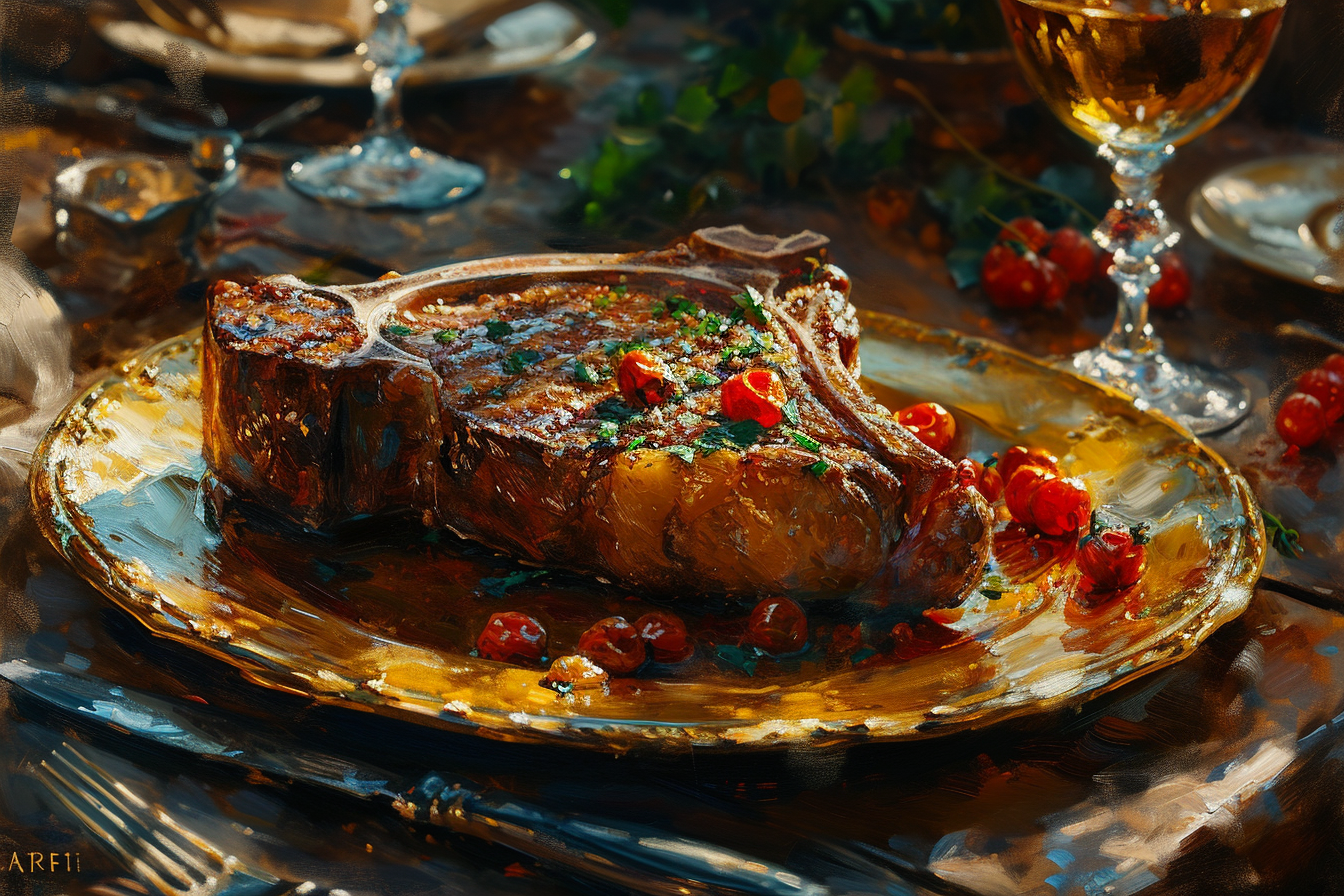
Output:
[202,229,990,604]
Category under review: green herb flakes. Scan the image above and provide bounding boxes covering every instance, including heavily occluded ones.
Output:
[730,287,770,325]
[485,319,513,339]
[603,339,647,357]
[785,428,821,453]
[781,398,800,427]
[722,328,773,361]
[574,360,602,384]
[502,349,545,374]
[807,459,830,477]
[595,420,620,441]
[384,324,413,337]
[665,444,695,464]
[433,329,459,344]
[692,370,721,387]
[625,435,647,451]
[693,419,765,455]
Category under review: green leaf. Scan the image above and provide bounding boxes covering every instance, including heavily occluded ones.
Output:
[807,459,830,476]
[574,360,601,384]
[503,349,545,374]
[839,64,880,106]
[880,118,914,168]
[625,435,647,451]
[612,283,629,297]
[595,420,620,441]
[785,428,821,453]
[1262,508,1305,559]
[433,329,459,344]
[783,34,826,79]
[946,247,987,290]
[603,339,647,357]
[693,419,765,455]
[594,396,645,424]
[717,62,753,98]
[692,370,721,388]
[384,324,413,337]
[730,287,771,325]
[479,568,548,598]
[664,294,698,320]
[781,398,800,427]
[713,644,758,677]
[722,328,774,361]
[485,319,512,339]
[673,85,719,129]
[665,444,695,464]
[832,101,860,146]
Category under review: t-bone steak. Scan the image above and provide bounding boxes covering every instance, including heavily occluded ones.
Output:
[201,228,991,605]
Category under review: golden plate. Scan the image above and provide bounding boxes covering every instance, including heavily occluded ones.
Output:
[30,276,1264,752]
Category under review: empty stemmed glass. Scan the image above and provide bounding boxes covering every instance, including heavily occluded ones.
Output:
[286,0,484,210]
[998,0,1288,434]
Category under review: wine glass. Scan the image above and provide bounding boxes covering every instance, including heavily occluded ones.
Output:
[998,0,1287,434]
[286,0,484,210]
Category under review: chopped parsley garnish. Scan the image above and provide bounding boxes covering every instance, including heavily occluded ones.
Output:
[502,349,544,374]
[664,294,699,321]
[433,329,459,343]
[683,312,726,338]
[625,435,647,451]
[781,398,800,427]
[784,428,821,453]
[722,328,773,361]
[574,360,603,384]
[693,419,765,455]
[692,370,721,387]
[730,287,770,325]
[807,459,830,476]
[665,445,695,464]
[595,420,619,441]
[979,574,1011,601]
[594,397,645,424]
[594,293,613,310]
[612,283,628,297]
[484,319,512,339]
[384,324,413,337]
[603,339,648,356]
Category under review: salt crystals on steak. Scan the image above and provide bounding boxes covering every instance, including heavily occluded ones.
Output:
[202,245,991,605]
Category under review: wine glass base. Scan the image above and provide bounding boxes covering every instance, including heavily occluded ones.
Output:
[1064,346,1250,436]
[286,134,484,211]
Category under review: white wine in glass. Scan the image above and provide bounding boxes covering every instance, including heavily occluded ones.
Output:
[999,0,1287,433]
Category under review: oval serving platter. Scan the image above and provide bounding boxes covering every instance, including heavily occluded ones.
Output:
[31,258,1264,753]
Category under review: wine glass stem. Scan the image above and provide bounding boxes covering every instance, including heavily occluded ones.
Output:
[1094,144,1176,358]
[367,0,422,138]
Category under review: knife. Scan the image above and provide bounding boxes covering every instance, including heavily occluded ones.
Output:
[0,659,827,896]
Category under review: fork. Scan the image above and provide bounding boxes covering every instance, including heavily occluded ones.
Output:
[35,741,317,896]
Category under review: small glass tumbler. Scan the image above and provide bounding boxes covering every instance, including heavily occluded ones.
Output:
[51,153,212,292]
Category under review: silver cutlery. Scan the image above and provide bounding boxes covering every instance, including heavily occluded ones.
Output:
[3,659,829,896]
[36,740,320,896]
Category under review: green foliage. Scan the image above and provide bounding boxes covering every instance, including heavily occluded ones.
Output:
[842,0,1007,52]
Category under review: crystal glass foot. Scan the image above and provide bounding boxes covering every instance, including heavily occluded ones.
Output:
[287,133,483,210]
[285,0,483,210]
[1068,344,1249,434]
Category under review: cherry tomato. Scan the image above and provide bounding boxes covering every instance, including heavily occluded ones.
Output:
[746,597,808,656]
[617,349,675,407]
[1324,353,1344,380]
[721,368,788,428]
[1045,226,1098,286]
[1028,477,1091,536]
[476,612,547,665]
[1147,253,1191,310]
[981,243,1067,311]
[1076,518,1149,598]
[1297,367,1344,423]
[1276,392,1327,448]
[895,402,957,454]
[997,216,1050,252]
[634,611,693,663]
[1004,465,1052,526]
[978,465,1004,502]
[997,445,1060,484]
[578,616,647,674]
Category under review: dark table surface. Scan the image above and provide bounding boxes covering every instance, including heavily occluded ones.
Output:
[3,2,1344,895]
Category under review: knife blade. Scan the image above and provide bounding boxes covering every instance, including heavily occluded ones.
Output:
[0,659,828,896]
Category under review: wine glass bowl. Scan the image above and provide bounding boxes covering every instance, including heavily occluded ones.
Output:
[998,0,1287,434]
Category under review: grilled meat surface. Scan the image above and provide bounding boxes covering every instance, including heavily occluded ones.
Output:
[202,234,991,605]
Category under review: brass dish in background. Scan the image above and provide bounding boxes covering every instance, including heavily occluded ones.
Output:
[30,255,1265,753]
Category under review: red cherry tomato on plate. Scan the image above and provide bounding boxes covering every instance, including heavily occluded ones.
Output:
[477,612,547,665]
[721,369,787,428]
[746,597,808,656]
[895,402,957,454]
[997,445,1060,484]
[634,611,693,663]
[1077,519,1149,597]
[1004,465,1052,525]
[1324,353,1344,380]
[1028,477,1091,536]
[981,243,1067,311]
[1276,392,1327,448]
[578,616,646,674]
[997,217,1050,252]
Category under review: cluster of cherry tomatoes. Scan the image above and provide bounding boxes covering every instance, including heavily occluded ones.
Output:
[979,216,1190,312]
[1275,353,1344,449]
